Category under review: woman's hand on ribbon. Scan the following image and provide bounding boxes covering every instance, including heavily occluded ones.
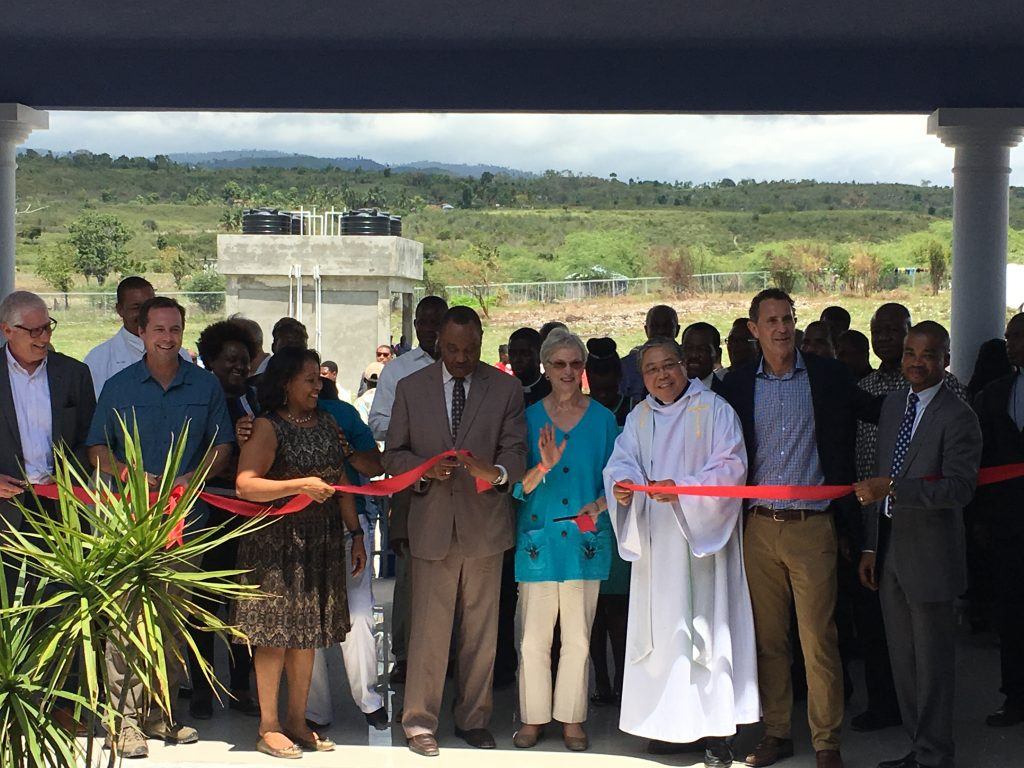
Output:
[538,423,566,470]
[644,479,679,503]
[425,457,460,481]
[295,477,336,503]
[612,480,634,507]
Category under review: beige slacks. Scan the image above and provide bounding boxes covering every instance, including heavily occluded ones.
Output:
[517,579,600,725]
[743,513,843,751]
[402,538,504,737]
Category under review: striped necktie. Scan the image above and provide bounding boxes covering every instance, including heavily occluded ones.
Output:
[451,377,466,441]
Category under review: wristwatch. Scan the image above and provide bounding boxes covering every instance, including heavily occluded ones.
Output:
[492,464,509,486]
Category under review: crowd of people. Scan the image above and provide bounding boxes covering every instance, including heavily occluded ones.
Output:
[1,276,1020,768]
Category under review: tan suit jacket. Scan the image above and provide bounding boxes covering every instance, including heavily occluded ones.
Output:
[384,360,527,561]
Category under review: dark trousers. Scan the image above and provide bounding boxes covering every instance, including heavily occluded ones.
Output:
[589,593,627,698]
[851,519,899,716]
[880,559,956,768]
[494,549,519,685]
[994,528,1024,707]
[187,512,252,697]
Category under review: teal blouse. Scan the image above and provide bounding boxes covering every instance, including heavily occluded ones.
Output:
[514,399,619,583]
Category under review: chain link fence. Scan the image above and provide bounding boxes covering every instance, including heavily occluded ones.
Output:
[35,291,228,317]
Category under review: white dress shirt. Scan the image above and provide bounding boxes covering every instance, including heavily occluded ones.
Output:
[83,326,190,397]
[368,347,436,441]
[6,346,53,483]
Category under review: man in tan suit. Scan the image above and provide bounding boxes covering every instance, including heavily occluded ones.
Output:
[384,305,527,757]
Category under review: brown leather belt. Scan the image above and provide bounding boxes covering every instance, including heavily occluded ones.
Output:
[749,505,829,522]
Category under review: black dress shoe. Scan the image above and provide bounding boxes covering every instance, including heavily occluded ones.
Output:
[851,709,902,731]
[877,753,916,768]
[189,694,213,720]
[705,737,734,768]
[454,727,496,749]
[364,706,389,730]
[986,704,1024,727]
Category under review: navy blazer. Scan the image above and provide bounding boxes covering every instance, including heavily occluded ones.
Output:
[721,352,881,538]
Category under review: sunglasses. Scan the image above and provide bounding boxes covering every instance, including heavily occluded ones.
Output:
[547,359,585,371]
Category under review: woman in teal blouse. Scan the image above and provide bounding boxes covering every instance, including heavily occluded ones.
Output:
[512,328,618,752]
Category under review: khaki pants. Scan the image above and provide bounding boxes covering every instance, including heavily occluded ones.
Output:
[744,513,843,751]
[402,540,504,737]
[517,579,600,724]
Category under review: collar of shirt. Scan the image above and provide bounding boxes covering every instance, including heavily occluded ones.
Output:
[908,379,943,416]
[117,325,145,355]
[5,345,47,380]
[522,373,543,393]
[138,355,189,389]
[756,350,807,381]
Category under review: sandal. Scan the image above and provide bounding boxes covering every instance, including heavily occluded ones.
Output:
[284,730,335,752]
[256,733,302,759]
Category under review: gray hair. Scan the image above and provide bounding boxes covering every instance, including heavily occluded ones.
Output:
[0,291,47,327]
[636,336,684,372]
[540,327,587,367]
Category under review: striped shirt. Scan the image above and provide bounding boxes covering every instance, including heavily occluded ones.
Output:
[750,351,828,510]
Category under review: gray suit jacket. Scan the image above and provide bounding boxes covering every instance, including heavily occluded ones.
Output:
[0,347,96,529]
[864,384,982,603]
[383,360,527,561]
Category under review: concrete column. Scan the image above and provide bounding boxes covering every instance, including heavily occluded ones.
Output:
[0,105,48,301]
[929,109,1024,380]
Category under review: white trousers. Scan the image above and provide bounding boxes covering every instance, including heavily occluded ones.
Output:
[306,515,384,721]
[517,579,600,725]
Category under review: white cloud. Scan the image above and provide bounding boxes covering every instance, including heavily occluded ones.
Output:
[19,111,1013,185]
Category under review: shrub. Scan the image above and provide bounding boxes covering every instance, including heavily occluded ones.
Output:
[185,270,227,313]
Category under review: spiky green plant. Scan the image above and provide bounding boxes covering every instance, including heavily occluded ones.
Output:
[0,417,268,767]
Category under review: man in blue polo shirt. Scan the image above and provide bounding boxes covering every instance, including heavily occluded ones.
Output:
[305,393,389,729]
[86,296,235,759]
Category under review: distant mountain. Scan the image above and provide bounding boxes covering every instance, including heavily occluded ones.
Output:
[164,150,532,178]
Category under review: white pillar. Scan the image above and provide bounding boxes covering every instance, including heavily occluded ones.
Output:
[929,109,1024,380]
[0,104,48,301]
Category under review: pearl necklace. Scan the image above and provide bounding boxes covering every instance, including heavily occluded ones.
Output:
[285,409,315,424]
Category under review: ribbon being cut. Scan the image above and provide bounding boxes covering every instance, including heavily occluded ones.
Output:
[30,451,1024,543]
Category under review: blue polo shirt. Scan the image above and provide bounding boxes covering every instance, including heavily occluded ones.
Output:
[87,358,235,476]
[318,397,377,517]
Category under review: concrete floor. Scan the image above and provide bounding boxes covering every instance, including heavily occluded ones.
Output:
[102,577,1024,768]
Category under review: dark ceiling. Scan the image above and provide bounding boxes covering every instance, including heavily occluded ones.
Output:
[4,1,1024,112]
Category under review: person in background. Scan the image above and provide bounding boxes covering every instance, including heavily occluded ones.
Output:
[509,327,551,407]
[187,319,261,721]
[357,362,384,427]
[682,321,727,394]
[385,306,527,757]
[539,321,568,342]
[619,305,679,405]
[837,330,873,381]
[320,360,339,381]
[967,338,1010,402]
[512,329,616,752]
[305,372,390,732]
[855,321,981,768]
[820,306,852,348]
[377,344,394,365]
[84,275,190,396]
[234,347,366,759]
[368,295,449,685]
[272,317,308,352]
[726,317,759,371]
[496,344,513,374]
[230,315,270,381]
[87,296,235,759]
[974,315,1024,728]
[0,290,95,572]
[582,337,630,711]
[801,320,836,359]
[793,327,805,351]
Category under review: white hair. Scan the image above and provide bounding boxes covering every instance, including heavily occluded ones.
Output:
[0,291,47,327]
[540,327,588,366]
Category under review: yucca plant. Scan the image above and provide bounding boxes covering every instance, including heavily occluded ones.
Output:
[0,417,268,767]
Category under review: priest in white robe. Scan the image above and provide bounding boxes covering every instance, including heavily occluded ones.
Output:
[603,337,759,767]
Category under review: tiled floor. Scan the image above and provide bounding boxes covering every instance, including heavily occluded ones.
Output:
[98,578,1024,767]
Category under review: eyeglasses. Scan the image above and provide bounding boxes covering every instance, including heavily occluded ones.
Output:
[14,319,58,338]
[546,359,585,371]
[641,359,685,377]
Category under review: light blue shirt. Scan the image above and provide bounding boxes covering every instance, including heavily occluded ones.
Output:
[751,351,828,510]
[514,399,619,583]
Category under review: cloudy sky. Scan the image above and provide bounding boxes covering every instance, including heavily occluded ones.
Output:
[23,111,1023,186]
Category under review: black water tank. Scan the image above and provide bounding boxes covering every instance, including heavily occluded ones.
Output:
[341,208,393,236]
[243,209,292,235]
[390,215,403,236]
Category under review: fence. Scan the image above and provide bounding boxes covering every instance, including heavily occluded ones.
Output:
[415,272,769,305]
[35,291,228,317]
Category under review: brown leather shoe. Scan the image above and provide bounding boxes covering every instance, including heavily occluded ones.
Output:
[408,733,440,757]
[454,727,496,749]
[816,749,843,768]
[745,736,794,767]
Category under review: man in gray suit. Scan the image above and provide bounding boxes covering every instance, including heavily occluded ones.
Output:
[855,321,982,768]
[384,305,527,757]
[0,291,95,589]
